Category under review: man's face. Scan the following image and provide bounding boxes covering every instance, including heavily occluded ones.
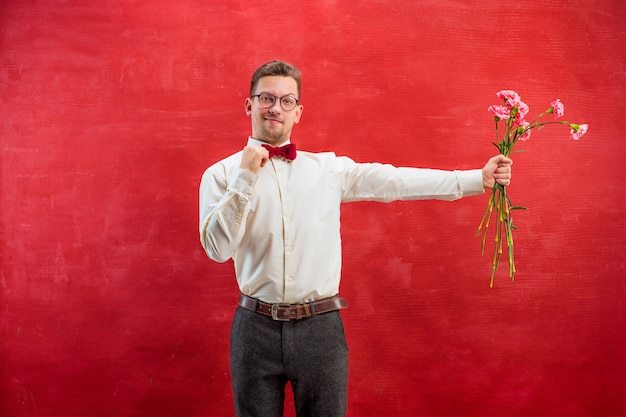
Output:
[245,76,303,146]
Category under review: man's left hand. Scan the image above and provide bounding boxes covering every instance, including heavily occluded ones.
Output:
[482,155,513,189]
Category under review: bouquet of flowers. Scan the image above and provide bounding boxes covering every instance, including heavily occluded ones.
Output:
[477,90,588,287]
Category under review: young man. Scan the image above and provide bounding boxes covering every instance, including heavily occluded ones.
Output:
[199,60,512,417]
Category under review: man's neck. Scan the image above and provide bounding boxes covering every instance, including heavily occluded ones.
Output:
[249,136,290,147]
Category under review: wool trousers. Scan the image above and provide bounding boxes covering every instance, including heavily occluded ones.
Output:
[230,306,349,417]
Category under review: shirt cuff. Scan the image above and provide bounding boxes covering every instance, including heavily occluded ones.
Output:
[455,169,484,197]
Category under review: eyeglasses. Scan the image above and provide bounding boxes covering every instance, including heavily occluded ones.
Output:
[251,93,300,111]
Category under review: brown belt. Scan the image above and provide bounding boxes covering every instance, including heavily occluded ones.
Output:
[238,293,348,321]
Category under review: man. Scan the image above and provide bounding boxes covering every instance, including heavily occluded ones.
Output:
[199,60,512,417]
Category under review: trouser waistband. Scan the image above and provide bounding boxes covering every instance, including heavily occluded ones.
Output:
[238,293,348,321]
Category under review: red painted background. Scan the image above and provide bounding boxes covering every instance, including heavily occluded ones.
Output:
[1,1,625,416]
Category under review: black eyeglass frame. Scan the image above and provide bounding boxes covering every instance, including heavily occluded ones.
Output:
[250,93,300,111]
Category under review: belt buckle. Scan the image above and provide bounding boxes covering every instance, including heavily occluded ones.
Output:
[271,303,292,321]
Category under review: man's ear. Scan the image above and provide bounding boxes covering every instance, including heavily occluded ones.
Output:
[294,104,303,123]
[244,98,252,115]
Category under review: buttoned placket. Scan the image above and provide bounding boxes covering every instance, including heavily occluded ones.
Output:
[270,158,297,303]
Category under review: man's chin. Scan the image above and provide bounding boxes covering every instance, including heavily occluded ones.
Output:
[260,131,287,145]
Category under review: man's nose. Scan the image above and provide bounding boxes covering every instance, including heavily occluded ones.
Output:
[268,99,281,112]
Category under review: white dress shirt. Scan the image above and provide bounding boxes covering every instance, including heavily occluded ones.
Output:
[199,137,484,304]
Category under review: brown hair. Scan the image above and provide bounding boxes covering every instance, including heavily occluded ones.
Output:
[250,60,302,99]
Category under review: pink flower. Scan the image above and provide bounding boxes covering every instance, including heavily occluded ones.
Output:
[495,90,528,120]
[570,123,588,140]
[516,101,529,119]
[551,99,565,118]
[496,90,521,107]
[488,104,511,120]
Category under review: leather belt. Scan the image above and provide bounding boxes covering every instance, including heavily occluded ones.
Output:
[238,293,348,321]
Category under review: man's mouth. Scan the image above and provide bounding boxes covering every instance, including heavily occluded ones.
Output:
[265,117,282,124]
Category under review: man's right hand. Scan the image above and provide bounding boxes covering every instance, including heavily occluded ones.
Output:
[239,145,270,174]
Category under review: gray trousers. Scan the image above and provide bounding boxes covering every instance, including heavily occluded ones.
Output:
[230,306,349,417]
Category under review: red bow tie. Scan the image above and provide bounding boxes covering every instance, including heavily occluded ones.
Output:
[262,143,297,161]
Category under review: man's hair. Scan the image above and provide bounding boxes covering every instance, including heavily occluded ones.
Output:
[250,60,302,99]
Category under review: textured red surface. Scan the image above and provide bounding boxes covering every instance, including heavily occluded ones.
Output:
[1,1,625,416]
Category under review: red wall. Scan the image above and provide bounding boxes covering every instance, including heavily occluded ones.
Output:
[1,1,625,416]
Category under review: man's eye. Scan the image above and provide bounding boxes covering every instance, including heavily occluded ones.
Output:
[282,98,295,106]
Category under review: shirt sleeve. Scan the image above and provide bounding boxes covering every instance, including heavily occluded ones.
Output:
[199,164,257,262]
[335,156,484,202]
